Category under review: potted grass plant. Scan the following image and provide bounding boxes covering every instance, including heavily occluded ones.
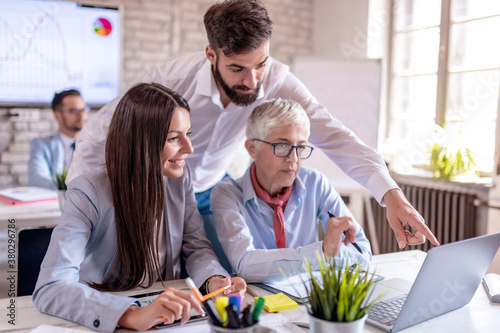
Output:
[303,253,379,333]
[53,167,68,210]
[427,124,479,181]
[429,143,478,181]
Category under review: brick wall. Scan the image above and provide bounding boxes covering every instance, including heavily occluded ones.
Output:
[0,0,313,188]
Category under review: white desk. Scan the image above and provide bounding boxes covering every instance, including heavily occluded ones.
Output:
[274,251,500,333]
[0,200,60,230]
[0,251,498,332]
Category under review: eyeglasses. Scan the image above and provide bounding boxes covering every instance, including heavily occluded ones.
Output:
[59,107,90,114]
[253,139,314,159]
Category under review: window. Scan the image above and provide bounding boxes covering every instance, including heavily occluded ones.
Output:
[384,0,500,176]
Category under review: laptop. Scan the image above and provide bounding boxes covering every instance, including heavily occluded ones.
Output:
[366,232,500,332]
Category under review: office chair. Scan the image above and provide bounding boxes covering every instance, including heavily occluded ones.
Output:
[17,227,54,296]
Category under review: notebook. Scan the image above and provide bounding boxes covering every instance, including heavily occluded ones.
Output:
[366,232,500,332]
[0,186,58,205]
[132,290,207,329]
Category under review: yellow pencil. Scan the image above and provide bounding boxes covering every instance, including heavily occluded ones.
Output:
[185,277,204,303]
[201,284,231,301]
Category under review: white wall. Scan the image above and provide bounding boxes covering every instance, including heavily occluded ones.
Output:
[305,0,373,225]
[312,0,370,59]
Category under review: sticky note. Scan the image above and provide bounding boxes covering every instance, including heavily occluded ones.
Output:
[257,293,298,312]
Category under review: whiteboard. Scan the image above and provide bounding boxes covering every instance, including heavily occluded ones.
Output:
[292,57,382,190]
[0,0,121,107]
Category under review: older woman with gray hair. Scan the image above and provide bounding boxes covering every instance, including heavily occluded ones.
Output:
[210,98,372,283]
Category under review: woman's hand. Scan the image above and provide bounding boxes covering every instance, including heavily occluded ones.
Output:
[208,276,247,299]
[322,216,357,259]
[117,287,205,331]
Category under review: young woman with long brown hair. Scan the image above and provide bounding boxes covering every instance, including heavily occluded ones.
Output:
[33,83,245,332]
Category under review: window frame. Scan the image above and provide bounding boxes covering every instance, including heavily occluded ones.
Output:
[384,0,500,175]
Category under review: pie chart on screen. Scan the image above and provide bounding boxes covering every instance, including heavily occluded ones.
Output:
[93,17,112,36]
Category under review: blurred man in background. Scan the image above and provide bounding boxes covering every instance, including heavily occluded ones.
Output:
[28,89,88,189]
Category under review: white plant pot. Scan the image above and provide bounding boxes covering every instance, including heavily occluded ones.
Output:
[308,313,368,333]
[57,190,66,210]
[210,321,276,333]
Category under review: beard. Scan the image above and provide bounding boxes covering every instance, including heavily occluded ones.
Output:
[62,118,84,134]
[214,59,262,107]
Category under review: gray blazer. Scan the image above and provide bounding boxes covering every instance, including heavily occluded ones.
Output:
[33,165,227,332]
[28,132,65,189]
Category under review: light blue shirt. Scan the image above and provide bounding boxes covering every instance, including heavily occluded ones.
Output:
[28,131,65,189]
[210,165,372,283]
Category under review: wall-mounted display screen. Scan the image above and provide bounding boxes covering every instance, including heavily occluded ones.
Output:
[0,0,121,107]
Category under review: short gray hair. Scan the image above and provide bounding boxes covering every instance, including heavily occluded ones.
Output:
[246,99,310,140]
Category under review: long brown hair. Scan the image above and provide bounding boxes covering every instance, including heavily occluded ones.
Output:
[90,83,190,291]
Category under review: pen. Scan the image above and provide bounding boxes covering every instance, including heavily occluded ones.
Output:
[203,298,223,327]
[185,277,204,303]
[201,284,231,301]
[225,304,240,329]
[241,304,253,327]
[327,211,363,254]
[252,297,265,324]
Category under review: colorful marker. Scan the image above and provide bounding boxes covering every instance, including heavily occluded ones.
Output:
[215,296,229,326]
[252,297,265,324]
[228,295,241,313]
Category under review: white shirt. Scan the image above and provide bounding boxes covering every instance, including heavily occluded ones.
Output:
[58,132,76,169]
[68,51,397,202]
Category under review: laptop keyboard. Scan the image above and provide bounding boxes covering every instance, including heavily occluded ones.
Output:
[368,296,407,326]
